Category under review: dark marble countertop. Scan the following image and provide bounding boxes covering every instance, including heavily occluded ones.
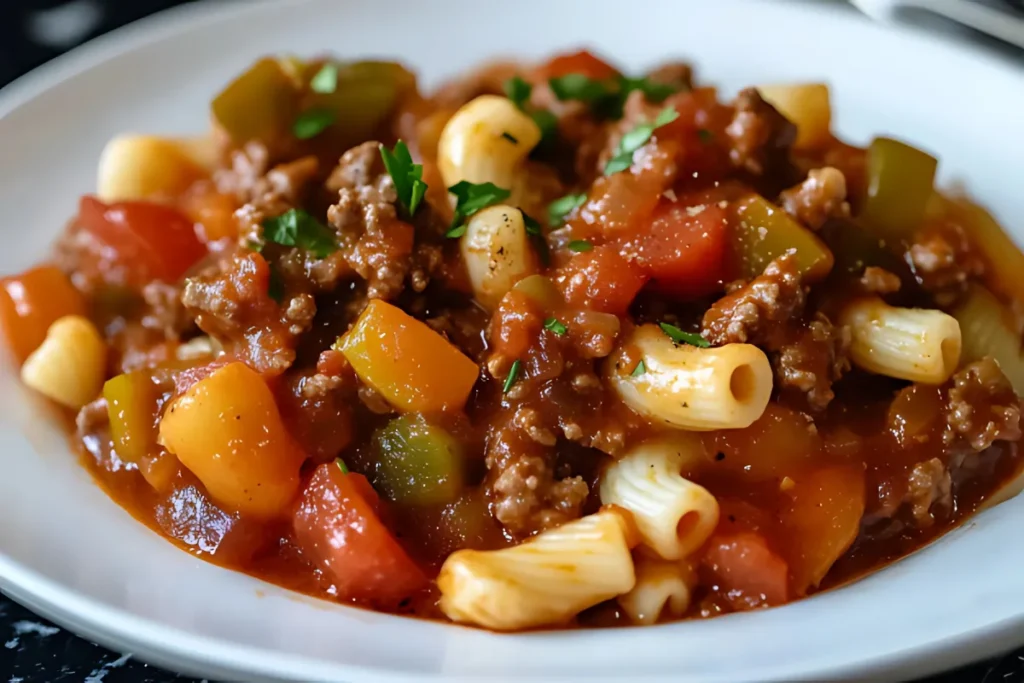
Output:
[1,1,1022,681]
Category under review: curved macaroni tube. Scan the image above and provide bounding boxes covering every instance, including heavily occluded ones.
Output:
[461,204,539,309]
[600,436,719,560]
[437,95,541,202]
[607,324,773,431]
[617,556,697,625]
[21,315,106,409]
[437,508,637,631]
[839,296,961,384]
[97,134,212,202]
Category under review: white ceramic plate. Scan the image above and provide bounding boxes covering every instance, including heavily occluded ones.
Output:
[1,0,1023,681]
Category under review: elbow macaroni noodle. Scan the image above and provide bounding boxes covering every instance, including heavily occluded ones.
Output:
[436,95,541,203]
[607,324,773,431]
[461,204,539,309]
[437,508,637,630]
[618,556,698,625]
[600,436,719,560]
[21,315,106,409]
[840,296,962,384]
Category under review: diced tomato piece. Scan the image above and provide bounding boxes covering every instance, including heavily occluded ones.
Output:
[536,50,619,81]
[78,196,206,284]
[620,198,728,297]
[490,290,543,359]
[703,531,790,610]
[554,245,647,316]
[182,188,238,243]
[293,464,427,606]
[0,266,86,363]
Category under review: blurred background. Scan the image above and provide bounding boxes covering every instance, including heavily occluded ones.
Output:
[0,0,1020,681]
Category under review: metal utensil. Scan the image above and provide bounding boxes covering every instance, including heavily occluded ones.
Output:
[851,0,1024,50]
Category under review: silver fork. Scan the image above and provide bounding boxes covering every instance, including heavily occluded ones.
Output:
[850,0,1024,50]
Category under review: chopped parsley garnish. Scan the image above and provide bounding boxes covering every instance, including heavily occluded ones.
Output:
[504,76,532,109]
[523,214,543,236]
[446,181,512,236]
[310,63,338,93]
[548,193,587,226]
[379,140,427,218]
[659,322,711,348]
[604,106,679,175]
[267,264,285,303]
[335,458,350,475]
[503,76,557,146]
[503,359,522,394]
[530,109,558,144]
[697,128,714,143]
[631,360,646,377]
[568,239,594,253]
[262,208,337,258]
[501,131,519,144]
[445,224,467,239]
[544,318,567,336]
[547,74,683,119]
[292,108,335,139]
[549,74,612,104]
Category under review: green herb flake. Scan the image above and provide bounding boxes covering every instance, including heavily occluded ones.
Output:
[530,109,559,144]
[568,239,594,253]
[543,318,568,336]
[447,180,512,235]
[504,76,533,110]
[619,76,681,104]
[335,458,350,475]
[549,74,612,103]
[310,63,339,94]
[261,208,338,258]
[445,224,467,239]
[697,128,714,143]
[548,193,587,226]
[604,105,679,176]
[658,322,711,348]
[631,360,646,377]
[379,140,428,217]
[502,359,522,394]
[267,264,285,303]
[292,108,336,140]
[523,214,543,236]
[501,131,519,144]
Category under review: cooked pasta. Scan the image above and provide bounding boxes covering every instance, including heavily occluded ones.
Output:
[437,508,637,630]
[600,436,719,560]
[840,296,962,384]
[607,324,773,430]
[97,134,210,202]
[436,94,541,200]
[618,555,698,625]
[461,204,539,309]
[20,316,106,409]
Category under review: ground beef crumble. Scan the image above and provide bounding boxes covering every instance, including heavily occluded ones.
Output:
[779,166,850,230]
[906,221,985,307]
[944,357,1022,452]
[725,87,796,177]
[859,266,902,295]
[905,457,952,527]
[485,417,588,538]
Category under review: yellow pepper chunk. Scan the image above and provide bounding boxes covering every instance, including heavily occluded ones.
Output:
[104,372,160,464]
[337,300,478,413]
[159,362,305,519]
